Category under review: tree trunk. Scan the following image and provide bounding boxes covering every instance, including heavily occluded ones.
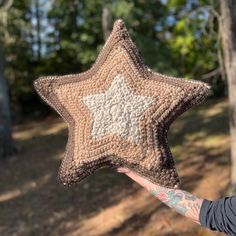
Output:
[102,6,112,41]
[220,0,236,194]
[0,46,14,157]
[35,0,41,60]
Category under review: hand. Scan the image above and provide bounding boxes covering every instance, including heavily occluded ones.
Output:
[117,167,161,192]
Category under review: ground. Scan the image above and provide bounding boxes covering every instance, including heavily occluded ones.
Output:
[0,98,230,236]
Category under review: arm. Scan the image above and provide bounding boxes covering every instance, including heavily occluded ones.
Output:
[148,185,203,224]
[117,167,203,224]
[117,167,236,235]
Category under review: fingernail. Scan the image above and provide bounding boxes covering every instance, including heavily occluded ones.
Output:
[116,168,123,173]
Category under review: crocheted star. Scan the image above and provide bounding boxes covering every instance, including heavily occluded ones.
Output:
[34,19,210,188]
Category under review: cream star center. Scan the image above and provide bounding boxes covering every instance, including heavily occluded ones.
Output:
[82,74,154,143]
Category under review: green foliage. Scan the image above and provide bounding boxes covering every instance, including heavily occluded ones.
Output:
[164,0,220,79]
[0,0,224,120]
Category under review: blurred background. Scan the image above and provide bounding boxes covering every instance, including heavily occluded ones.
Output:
[0,0,235,235]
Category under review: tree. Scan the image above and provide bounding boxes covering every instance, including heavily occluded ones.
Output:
[35,0,42,60]
[0,0,227,118]
[102,6,112,41]
[0,0,14,157]
[220,0,236,194]
[0,45,13,157]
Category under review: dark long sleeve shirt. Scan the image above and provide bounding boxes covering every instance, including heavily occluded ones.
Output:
[200,196,236,235]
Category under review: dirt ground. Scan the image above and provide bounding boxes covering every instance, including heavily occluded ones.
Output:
[0,98,231,236]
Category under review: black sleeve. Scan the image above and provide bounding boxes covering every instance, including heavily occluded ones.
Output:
[199,196,236,236]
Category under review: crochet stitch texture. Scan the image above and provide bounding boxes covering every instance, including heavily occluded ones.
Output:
[34,19,210,188]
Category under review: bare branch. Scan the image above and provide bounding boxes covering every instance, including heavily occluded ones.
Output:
[0,0,14,11]
[201,68,221,80]
[0,0,14,43]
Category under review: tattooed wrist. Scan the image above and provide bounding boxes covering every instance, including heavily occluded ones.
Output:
[149,186,203,223]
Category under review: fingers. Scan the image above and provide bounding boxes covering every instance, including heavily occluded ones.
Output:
[116,167,178,190]
[126,171,155,189]
[116,167,156,190]
[117,167,130,173]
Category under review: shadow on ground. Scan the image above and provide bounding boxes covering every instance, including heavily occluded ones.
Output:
[0,98,230,236]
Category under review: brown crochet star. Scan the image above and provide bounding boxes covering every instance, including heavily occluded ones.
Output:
[34,19,210,188]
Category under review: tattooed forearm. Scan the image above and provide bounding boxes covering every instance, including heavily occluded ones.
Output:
[149,186,203,224]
